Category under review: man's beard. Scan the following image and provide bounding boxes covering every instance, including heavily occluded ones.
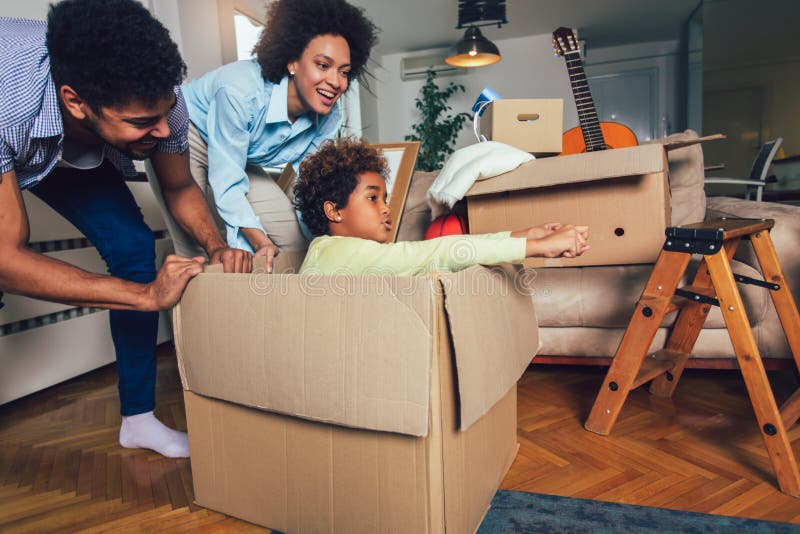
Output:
[85,116,156,159]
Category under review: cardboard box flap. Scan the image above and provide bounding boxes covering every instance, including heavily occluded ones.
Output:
[661,133,725,151]
[465,143,665,197]
[174,272,435,437]
[440,265,540,431]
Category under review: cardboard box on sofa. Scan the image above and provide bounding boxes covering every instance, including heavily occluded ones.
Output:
[466,143,671,268]
[480,99,564,156]
[173,256,540,533]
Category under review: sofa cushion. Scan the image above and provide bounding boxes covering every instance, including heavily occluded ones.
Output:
[528,258,769,329]
[536,326,742,359]
[645,129,706,226]
[706,197,800,311]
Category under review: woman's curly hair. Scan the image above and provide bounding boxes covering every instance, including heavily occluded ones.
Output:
[254,0,379,86]
[295,138,389,236]
[46,0,186,112]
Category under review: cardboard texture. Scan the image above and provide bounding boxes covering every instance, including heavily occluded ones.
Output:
[466,143,671,268]
[480,99,564,155]
[176,272,435,436]
[440,265,540,430]
[174,264,538,533]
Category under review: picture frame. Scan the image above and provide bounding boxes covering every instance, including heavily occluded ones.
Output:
[372,142,420,242]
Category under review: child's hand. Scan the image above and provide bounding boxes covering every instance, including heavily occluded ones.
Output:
[561,225,589,258]
[512,223,563,240]
[528,222,563,239]
[526,225,590,258]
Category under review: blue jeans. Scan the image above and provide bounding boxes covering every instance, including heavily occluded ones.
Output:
[31,162,157,416]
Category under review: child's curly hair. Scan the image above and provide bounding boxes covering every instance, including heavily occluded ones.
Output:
[254,0,379,86]
[295,138,389,236]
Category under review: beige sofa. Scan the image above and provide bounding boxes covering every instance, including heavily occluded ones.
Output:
[397,131,800,367]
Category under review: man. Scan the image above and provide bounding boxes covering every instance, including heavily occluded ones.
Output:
[0,0,252,458]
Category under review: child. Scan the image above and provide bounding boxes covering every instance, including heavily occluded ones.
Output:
[294,139,589,276]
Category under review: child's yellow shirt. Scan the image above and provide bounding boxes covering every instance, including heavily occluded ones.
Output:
[299,232,526,276]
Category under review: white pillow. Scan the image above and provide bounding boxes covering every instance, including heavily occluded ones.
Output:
[426,141,534,217]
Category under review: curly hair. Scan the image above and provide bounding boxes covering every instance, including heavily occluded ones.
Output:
[254,0,379,86]
[295,138,389,236]
[46,0,186,112]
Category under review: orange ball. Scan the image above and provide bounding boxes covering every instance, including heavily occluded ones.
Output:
[424,214,467,240]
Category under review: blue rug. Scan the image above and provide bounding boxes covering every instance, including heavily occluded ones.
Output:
[479,490,800,533]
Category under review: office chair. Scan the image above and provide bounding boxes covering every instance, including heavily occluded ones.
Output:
[705,137,783,201]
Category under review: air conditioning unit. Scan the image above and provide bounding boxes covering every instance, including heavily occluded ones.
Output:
[400,54,466,81]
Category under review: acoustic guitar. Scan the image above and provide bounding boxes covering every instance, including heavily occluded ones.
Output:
[552,27,638,155]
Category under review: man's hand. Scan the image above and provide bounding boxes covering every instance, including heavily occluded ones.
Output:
[208,246,253,273]
[2,168,209,312]
[143,255,206,310]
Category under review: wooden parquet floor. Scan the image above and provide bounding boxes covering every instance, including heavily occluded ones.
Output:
[508,362,800,525]
[2,345,800,532]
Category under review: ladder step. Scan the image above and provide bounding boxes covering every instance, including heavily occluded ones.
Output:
[781,388,800,429]
[639,294,668,309]
[666,297,689,315]
[639,294,681,315]
[632,349,691,389]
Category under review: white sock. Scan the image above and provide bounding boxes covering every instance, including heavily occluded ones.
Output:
[119,411,190,458]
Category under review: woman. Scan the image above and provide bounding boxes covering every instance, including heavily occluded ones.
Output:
[154,0,378,264]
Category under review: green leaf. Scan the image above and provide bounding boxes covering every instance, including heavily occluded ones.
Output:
[405,69,469,172]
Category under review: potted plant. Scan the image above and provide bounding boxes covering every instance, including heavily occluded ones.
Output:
[405,69,471,172]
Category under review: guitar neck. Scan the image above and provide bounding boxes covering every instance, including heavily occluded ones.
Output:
[564,50,606,151]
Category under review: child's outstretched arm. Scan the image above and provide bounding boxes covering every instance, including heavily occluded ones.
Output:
[524,224,590,258]
[300,232,527,276]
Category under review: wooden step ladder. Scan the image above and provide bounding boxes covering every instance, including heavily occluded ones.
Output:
[584,218,800,496]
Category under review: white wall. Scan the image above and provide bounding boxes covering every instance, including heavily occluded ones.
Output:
[5,1,684,150]
[375,33,573,147]
[0,0,55,19]
[176,0,225,80]
[373,33,682,149]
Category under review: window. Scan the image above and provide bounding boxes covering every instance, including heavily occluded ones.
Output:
[233,10,262,61]
[338,83,362,138]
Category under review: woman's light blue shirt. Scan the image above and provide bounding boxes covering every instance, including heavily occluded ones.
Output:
[181,59,342,251]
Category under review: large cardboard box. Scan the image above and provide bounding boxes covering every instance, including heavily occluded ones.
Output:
[479,99,564,156]
[466,143,671,268]
[173,257,539,533]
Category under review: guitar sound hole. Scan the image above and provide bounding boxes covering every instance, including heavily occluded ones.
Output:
[614,227,625,236]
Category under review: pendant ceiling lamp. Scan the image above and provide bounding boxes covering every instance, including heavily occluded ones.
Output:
[445,0,507,68]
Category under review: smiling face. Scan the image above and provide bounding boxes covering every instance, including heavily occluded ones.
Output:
[88,96,176,158]
[286,34,351,121]
[60,86,176,159]
[327,171,392,243]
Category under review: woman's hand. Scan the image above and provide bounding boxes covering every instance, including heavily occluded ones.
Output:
[241,228,280,273]
[253,238,280,273]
